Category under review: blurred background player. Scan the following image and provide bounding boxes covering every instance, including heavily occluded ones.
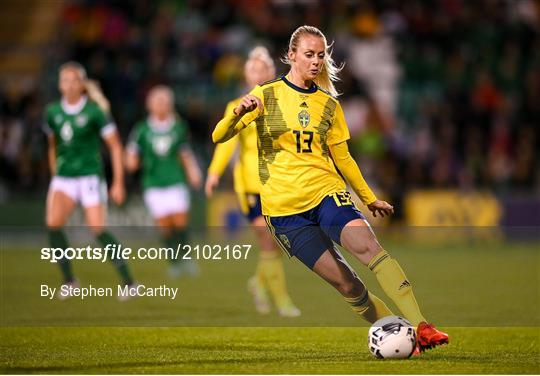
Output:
[125,85,202,278]
[205,47,301,317]
[43,62,135,296]
[213,26,448,354]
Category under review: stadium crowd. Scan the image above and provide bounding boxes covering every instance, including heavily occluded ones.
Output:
[1,0,538,203]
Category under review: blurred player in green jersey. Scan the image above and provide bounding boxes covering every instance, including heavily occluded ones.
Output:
[125,85,202,277]
[43,62,135,298]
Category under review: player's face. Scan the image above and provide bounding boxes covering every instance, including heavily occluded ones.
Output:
[59,69,85,101]
[290,35,325,81]
[147,90,173,119]
[245,59,273,88]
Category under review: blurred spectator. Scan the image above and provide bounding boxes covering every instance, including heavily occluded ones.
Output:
[0,0,538,199]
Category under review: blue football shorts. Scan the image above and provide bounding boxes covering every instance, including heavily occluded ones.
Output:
[265,191,366,269]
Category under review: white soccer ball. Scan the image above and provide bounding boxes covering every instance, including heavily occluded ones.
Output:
[368,316,416,359]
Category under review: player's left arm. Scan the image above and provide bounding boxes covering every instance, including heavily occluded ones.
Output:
[179,146,202,190]
[327,101,393,218]
[329,142,393,218]
[103,130,126,205]
[89,82,125,205]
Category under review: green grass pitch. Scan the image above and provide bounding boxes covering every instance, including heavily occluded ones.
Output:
[1,229,539,373]
[1,327,538,374]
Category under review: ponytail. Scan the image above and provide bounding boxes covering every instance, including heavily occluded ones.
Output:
[84,79,111,114]
[59,61,111,113]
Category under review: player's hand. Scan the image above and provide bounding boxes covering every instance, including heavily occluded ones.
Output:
[110,182,125,205]
[367,200,394,218]
[234,95,263,116]
[205,173,220,197]
[188,170,202,191]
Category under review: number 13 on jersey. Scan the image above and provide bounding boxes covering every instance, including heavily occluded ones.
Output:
[293,130,313,153]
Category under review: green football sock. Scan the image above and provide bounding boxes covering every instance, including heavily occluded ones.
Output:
[48,229,74,283]
[171,229,188,264]
[97,231,134,285]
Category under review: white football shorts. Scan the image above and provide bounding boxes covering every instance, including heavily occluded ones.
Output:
[49,175,107,208]
[143,184,190,219]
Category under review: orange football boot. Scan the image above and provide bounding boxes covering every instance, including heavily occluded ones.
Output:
[413,322,449,355]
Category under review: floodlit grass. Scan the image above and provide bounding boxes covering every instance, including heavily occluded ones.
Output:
[1,230,538,373]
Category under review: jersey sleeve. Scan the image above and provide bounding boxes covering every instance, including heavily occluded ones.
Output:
[238,85,265,127]
[93,105,117,138]
[327,100,350,145]
[208,100,240,175]
[329,142,377,205]
[208,135,239,176]
[127,123,143,154]
[212,87,264,143]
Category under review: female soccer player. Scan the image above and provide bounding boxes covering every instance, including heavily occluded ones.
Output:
[205,47,300,317]
[44,62,135,297]
[125,85,202,277]
[212,26,449,353]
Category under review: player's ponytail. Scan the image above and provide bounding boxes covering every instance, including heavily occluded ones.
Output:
[282,25,343,97]
[59,61,111,114]
[84,80,111,114]
[247,46,276,76]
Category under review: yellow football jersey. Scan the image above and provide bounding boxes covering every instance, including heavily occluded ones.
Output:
[208,97,260,195]
[238,76,350,216]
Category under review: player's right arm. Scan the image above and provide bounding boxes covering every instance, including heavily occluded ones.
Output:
[42,105,56,176]
[47,134,56,176]
[212,89,264,143]
[205,101,241,197]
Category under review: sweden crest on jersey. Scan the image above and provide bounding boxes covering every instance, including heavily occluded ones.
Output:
[298,110,310,128]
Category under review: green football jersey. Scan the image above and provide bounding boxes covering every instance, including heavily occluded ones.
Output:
[43,96,115,177]
[128,116,189,189]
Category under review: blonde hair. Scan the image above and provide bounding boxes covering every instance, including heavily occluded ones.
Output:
[246,46,276,76]
[59,61,87,79]
[146,85,174,104]
[282,25,343,97]
[59,61,111,113]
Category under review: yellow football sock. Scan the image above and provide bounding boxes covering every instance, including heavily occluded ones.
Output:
[258,251,292,307]
[254,255,266,288]
[345,290,394,323]
[368,250,427,326]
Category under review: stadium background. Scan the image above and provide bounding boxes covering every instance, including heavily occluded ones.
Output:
[0,1,539,373]
[0,0,538,228]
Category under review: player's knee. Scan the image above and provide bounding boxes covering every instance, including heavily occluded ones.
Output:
[46,216,63,229]
[89,225,105,236]
[350,240,382,259]
[337,279,365,298]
